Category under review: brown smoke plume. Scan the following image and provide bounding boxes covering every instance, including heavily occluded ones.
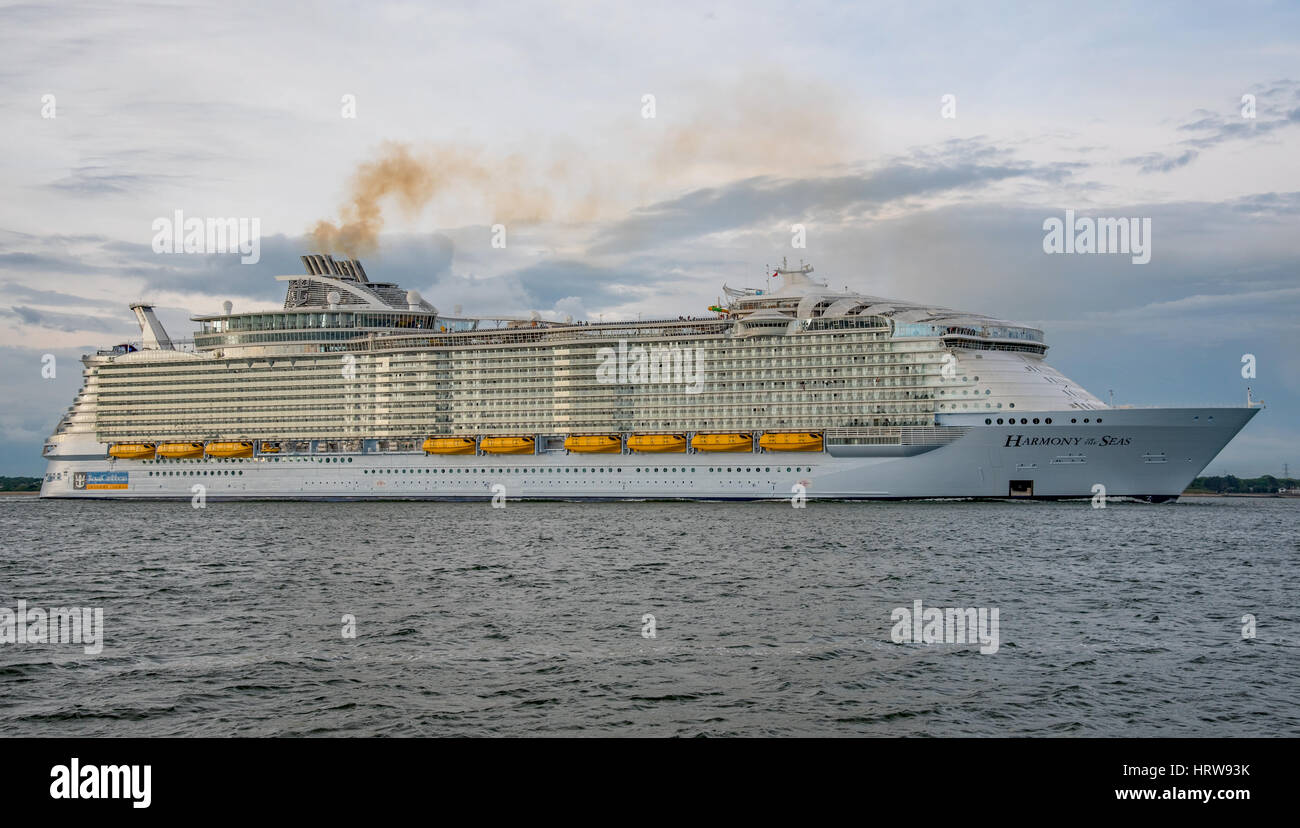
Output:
[310,142,573,256]
[311,143,484,255]
[310,73,862,255]
[651,71,854,181]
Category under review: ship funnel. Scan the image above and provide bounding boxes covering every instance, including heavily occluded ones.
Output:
[129,302,175,350]
[301,253,369,282]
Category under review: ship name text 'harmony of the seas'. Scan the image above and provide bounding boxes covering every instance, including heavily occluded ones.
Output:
[40,254,1259,501]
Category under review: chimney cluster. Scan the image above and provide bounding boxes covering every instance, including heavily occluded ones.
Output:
[301,253,369,282]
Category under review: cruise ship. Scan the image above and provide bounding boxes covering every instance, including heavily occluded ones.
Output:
[39,254,1258,501]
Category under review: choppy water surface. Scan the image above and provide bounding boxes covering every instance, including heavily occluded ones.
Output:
[1,495,1296,736]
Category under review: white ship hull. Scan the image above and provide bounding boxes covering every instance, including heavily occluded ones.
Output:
[39,407,1257,502]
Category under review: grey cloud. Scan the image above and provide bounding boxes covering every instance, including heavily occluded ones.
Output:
[424,258,654,320]
[0,281,97,304]
[1227,191,1300,215]
[0,232,461,313]
[1177,80,1300,150]
[46,164,167,195]
[0,345,98,475]
[1122,150,1200,174]
[3,305,125,333]
[503,260,651,310]
[590,153,1083,254]
[1122,82,1300,172]
[0,251,101,273]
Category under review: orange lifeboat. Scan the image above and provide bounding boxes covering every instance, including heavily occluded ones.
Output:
[108,443,155,460]
[156,442,205,459]
[627,434,687,453]
[758,432,823,452]
[423,437,477,455]
[691,433,753,452]
[564,435,621,453]
[205,441,254,458]
[480,436,535,455]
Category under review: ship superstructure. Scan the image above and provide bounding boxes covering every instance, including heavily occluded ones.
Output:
[39,255,1258,501]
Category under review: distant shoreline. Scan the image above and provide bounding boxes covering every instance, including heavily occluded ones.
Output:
[1180,491,1300,498]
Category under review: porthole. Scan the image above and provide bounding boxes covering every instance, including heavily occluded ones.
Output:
[996,418,1003,424]
[1045,418,1052,424]
[1096,418,1103,423]
[1032,418,1039,424]
[1071,418,1077,423]
[985,418,992,424]
[1084,418,1090,423]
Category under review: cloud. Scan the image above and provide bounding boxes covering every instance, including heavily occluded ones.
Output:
[1,305,124,333]
[46,163,180,196]
[0,281,92,304]
[0,345,90,475]
[1114,81,1300,176]
[1176,80,1300,150]
[590,147,1085,254]
[1122,150,1199,174]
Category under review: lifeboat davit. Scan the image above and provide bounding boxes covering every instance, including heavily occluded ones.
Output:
[480,435,535,455]
[423,436,477,455]
[627,433,687,453]
[564,434,621,453]
[108,443,155,460]
[205,441,254,458]
[758,431,824,452]
[156,442,205,459]
[691,433,754,452]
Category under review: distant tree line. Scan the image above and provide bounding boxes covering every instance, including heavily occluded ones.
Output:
[0,476,41,492]
[1187,475,1298,494]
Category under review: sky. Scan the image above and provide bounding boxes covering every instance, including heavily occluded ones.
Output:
[0,0,1297,477]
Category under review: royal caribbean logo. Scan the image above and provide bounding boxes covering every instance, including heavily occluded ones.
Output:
[72,471,128,490]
